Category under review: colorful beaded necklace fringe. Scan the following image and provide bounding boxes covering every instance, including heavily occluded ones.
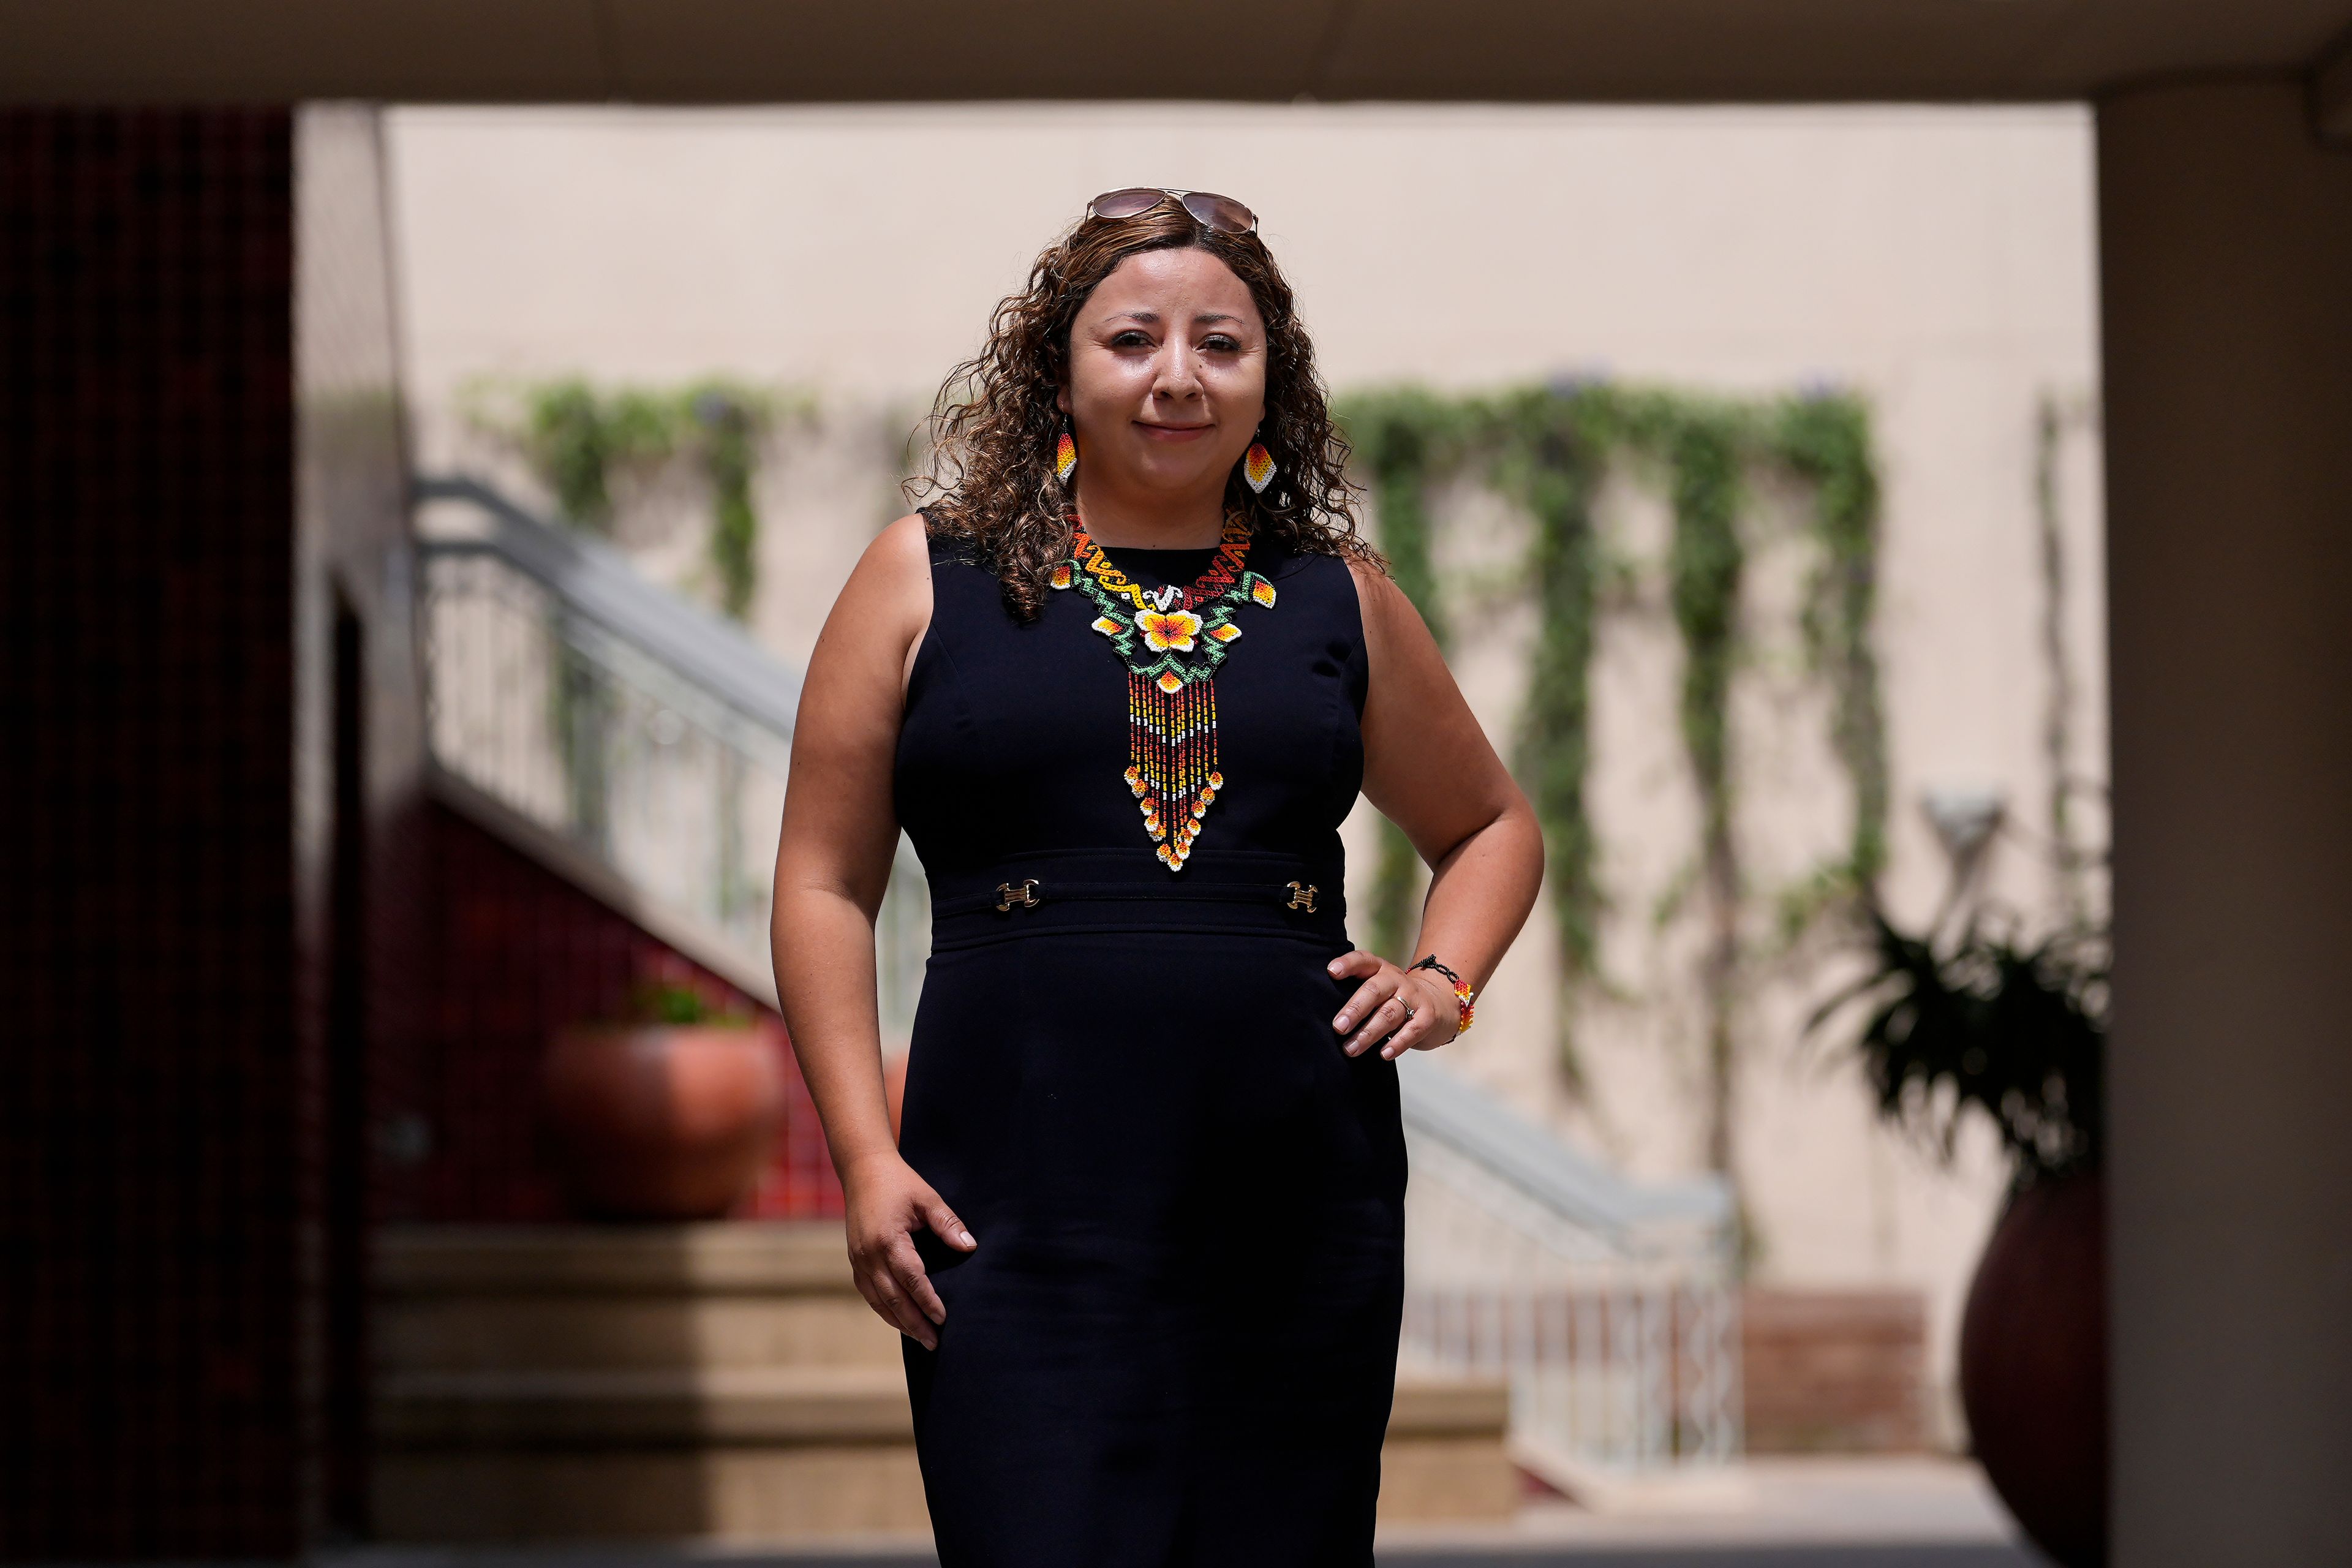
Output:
[1050,511,1277,870]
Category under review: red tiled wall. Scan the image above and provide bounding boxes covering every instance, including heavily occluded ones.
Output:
[1,105,839,1558]
[390,801,842,1225]
[1741,1287,1931,1453]
[1,108,302,1559]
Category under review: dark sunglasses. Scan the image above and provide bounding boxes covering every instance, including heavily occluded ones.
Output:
[1085,187,1259,235]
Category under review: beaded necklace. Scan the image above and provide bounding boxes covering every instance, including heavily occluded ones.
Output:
[1049,508,1277,871]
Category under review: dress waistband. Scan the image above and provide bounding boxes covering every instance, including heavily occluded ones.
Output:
[925,847,1349,952]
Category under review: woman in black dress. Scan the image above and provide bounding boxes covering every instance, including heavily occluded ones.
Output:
[771,189,1544,1566]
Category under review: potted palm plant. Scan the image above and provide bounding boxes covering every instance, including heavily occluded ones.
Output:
[1812,907,2107,1568]
[541,979,783,1221]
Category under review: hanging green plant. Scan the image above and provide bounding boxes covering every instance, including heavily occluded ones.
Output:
[1657,404,1748,1184]
[1772,390,1890,911]
[1335,377,1887,1218]
[1662,405,1746,851]
[1340,390,1471,973]
[457,375,682,534]
[1483,385,1610,1093]
[682,378,776,623]
[461,373,793,883]
[462,373,795,625]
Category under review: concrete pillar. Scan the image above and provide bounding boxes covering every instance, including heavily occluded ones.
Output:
[2098,78,2352,1562]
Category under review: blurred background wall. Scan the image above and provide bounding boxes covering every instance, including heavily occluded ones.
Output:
[384,101,2109,1442]
[3,104,419,1557]
[4,105,305,1558]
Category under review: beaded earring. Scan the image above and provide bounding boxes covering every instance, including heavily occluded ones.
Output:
[1241,436,1276,494]
[1056,418,1079,483]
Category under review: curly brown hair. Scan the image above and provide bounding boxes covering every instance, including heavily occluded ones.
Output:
[907,195,1387,621]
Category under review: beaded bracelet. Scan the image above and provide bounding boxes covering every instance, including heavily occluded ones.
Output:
[1406,954,1476,1038]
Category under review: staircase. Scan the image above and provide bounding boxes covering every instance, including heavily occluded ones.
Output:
[374,1225,926,1541]
[374,1224,1515,1541]
[398,475,1740,1539]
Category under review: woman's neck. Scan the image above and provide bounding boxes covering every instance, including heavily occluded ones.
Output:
[1071,478,1227,549]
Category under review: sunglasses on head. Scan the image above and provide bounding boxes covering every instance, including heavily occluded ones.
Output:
[1085,187,1259,235]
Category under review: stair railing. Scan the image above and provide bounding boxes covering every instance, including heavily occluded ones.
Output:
[412,474,931,1033]
[413,473,1740,1474]
[1395,1054,1742,1473]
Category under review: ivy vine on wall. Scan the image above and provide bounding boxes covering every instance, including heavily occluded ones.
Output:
[1489,387,1606,1065]
[461,374,799,623]
[1335,380,1887,1216]
[1343,391,1471,1027]
[1776,393,1890,926]
[460,375,799,901]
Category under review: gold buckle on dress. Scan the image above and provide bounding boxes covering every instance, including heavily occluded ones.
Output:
[995,878,1041,912]
[1284,880,1319,912]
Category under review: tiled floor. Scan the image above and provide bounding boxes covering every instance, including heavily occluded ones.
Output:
[328,1457,2049,1568]
[1381,1550,2037,1567]
[1380,1457,2038,1553]
[336,1545,2040,1568]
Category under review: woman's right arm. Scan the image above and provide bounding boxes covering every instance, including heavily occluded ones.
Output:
[769,511,974,1352]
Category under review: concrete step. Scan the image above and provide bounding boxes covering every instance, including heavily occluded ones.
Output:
[374,1443,930,1542]
[1384,1373,1522,1523]
[371,1224,1518,1539]
[378,1363,1502,1448]
[379,1365,914,1445]
[377,1223,900,1373]
[380,1289,901,1374]
[374,1364,1512,1539]
[379,1223,865,1295]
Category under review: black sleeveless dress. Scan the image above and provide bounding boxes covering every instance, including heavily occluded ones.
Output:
[891,520,1407,1567]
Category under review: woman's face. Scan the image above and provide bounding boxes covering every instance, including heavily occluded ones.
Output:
[1058,246,1267,505]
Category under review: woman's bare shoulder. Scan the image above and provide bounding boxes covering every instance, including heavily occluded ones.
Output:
[867,513,937,703]
[867,510,935,582]
[1342,551,1457,705]
[809,513,933,692]
[1341,552,1392,601]
[836,513,932,616]
[1342,554,1411,647]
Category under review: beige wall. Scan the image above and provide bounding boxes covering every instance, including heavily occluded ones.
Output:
[388,102,2106,1434]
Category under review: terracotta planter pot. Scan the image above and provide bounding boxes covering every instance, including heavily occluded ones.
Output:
[541,1023,784,1220]
[1959,1164,2108,1568]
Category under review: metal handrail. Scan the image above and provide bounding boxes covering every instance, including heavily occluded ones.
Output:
[1397,1053,1732,1243]
[414,473,802,741]
[410,473,917,1025]
[410,477,1729,1239]
[411,472,1740,1469]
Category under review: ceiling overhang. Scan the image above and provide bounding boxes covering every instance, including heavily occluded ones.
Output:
[2,1,2350,107]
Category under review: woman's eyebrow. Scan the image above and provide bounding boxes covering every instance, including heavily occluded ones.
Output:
[1099,309,1249,328]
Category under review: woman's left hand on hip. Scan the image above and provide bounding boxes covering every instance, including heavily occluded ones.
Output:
[1326,949,1457,1060]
